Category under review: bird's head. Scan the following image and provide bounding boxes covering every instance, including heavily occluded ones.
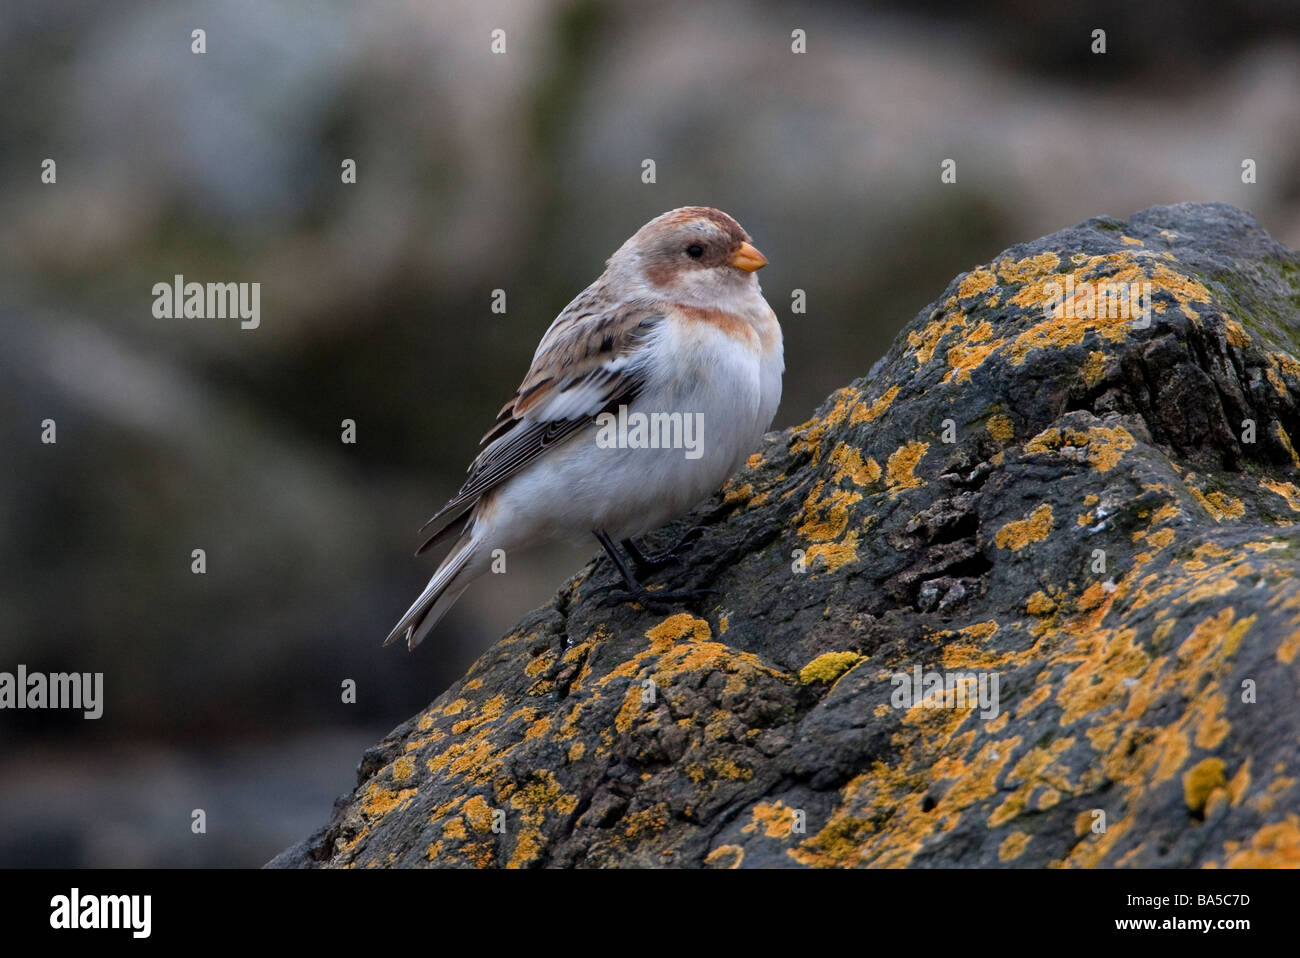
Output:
[608,206,768,307]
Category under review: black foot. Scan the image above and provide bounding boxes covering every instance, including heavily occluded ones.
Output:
[621,525,707,574]
[593,528,718,612]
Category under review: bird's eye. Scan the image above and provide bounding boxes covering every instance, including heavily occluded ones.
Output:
[685,244,704,259]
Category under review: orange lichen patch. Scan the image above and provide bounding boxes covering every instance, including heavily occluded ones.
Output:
[1001,252,1210,365]
[986,414,1015,444]
[567,741,585,762]
[1024,424,1136,473]
[523,715,551,741]
[850,385,901,426]
[1261,478,1300,512]
[790,387,862,462]
[645,612,711,647]
[463,795,494,833]
[1184,758,1227,814]
[596,615,785,724]
[1055,626,1149,726]
[686,757,754,784]
[797,722,1026,868]
[1120,235,1144,246]
[359,782,417,821]
[743,801,798,838]
[392,756,415,783]
[942,321,1004,384]
[899,697,976,752]
[1279,629,1300,665]
[989,738,1076,827]
[507,829,545,868]
[907,304,966,366]
[805,531,860,574]
[798,480,862,543]
[997,252,1061,285]
[828,443,882,486]
[723,482,755,507]
[614,686,644,733]
[957,267,997,299]
[1132,526,1176,564]
[1222,815,1300,867]
[524,650,557,678]
[1248,775,1296,816]
[620,804,671,842]
[1015,682,1054,719]
[510,770,578,827]
[961,621,999,642]
[940,639,1003,671]
[1191,691,1231,749]
[994,504,1053,551]
[1186,477,1246,522]
[1273,423,1300,468]
[1222,319,1251,348]
[1026,591,1056,616]
[441,818,468,841]
[427,737,494,779]
[1080,351,1107,388]
[704,844,745,868]
[1047,600,1260,853]
[886,441,929,497]
[1221,755,1258,808]
[1179,541,1231,572]
[451,694,507,735]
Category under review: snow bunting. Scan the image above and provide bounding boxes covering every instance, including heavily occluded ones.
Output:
[386,207,783,650]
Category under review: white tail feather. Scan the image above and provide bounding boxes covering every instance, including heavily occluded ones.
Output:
[384,534,478,650]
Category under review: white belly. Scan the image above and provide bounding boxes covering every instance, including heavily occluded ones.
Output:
[493,320,778,544]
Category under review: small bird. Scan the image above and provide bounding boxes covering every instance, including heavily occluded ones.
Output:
[385,207,783,650]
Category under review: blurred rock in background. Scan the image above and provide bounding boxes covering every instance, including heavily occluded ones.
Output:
[1,0,1298,865]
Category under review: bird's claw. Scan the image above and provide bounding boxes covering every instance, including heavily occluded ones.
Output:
[625,525,709,574]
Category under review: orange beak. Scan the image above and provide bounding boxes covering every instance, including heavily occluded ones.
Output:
[729,241,768,272]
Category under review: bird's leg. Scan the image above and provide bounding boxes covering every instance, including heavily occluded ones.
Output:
[620,525,708,574]
[594,531,718,612]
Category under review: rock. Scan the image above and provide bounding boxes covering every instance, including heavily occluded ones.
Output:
[273,203,1300,868]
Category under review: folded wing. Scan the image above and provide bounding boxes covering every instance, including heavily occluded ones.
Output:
[415,295,665,555]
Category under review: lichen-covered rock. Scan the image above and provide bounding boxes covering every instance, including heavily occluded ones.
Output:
[272,203,1300,869]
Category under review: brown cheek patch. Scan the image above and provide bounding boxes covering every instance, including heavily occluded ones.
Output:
[642,257,676,287]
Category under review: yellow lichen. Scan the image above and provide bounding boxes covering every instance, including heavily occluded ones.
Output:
[1184,758,1227,814]
[1080,350,1107,387]
[886,441,929,497]
[1024,424,1136,473]
[1261,479,1300,513]
[850,385,901,426]
[957,267,997,299]
[799,651,864,685]
[995,504,1054,551]
[704,844,745,868]
[987,415,1015,444]
[998,831,1032,861]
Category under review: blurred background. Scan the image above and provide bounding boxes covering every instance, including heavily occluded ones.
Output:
[1,0,1298,866]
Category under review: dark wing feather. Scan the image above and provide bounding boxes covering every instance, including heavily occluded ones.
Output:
[415,296,663,555]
